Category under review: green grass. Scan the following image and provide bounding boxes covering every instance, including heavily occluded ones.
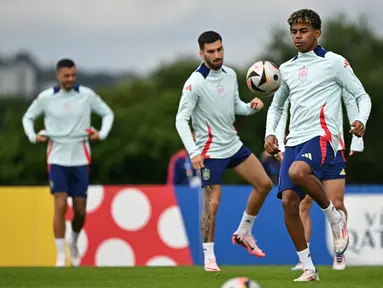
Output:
[0,266,381,287]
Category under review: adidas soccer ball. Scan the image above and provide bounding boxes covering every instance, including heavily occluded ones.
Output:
[246,60,281,96]
[221,277,261,288]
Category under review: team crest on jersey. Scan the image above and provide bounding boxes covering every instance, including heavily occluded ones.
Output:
[216,84,224,96]
[64,102,72,111]
[298,66,308,81]
[202,168,210,180]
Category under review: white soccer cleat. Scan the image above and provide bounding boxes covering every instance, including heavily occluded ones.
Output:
[69,244,81,267]
[232,231,265,258]
[333,254,346,270]
[291,262,303,271]
[55,253,66,267]
[331,210,349,255]
[293,269,319,282]
[204,257,221,272]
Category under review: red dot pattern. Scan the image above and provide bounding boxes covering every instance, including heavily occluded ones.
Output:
[65,185,193,266]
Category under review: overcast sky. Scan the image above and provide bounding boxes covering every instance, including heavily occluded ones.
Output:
[0,0,381,74]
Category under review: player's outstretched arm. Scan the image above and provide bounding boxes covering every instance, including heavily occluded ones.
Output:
[341,90,364,154]
[334,56,372,137]
[22,95,45,143]
[175,79,201,161]
[90,91,115,141]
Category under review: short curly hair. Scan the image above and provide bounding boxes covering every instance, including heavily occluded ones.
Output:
[287,9,321,30]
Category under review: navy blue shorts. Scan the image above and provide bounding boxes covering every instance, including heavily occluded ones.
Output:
[321,150,346,181]
[278,136,335,200]
[200,145,251,187]
[49,164,89,198]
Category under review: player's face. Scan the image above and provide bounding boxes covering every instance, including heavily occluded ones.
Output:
[57,67,77,90]
[290,23,321,53]
[200,40,224,70]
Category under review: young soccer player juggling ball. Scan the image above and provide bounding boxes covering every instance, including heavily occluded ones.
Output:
[265,9,371,281]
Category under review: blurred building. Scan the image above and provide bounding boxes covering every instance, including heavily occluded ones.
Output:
[0,53,38,99]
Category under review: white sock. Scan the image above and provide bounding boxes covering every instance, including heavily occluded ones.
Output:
[237,211,256,235]
[297,247,315,271]
[71,231,80,246]
[55,238,65,254]
[203,242,215,261]
[298,243,309,264]
[322,202,341,224]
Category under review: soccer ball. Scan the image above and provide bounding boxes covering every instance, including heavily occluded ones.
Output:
[246,60,281,96]
[221,277,261,288]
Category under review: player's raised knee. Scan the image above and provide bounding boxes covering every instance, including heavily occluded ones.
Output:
[288,161,310,184]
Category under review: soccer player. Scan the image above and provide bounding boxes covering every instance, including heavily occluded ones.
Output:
[22,59,114,267]
[175,31,274,272]
[265,9,371,281]
[277,92,363,271]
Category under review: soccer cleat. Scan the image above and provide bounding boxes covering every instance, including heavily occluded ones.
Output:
[232,231,265,258]
[204,258,220,272]
[333,254,346,270]
[69,244,81,267]
[331,210,350,255]
[293,269,319,282]
[55,253,66,267]
[291,261,303,271]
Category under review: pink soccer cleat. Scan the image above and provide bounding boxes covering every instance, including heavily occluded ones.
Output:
[204,258,221,272]
[232,231,265,258]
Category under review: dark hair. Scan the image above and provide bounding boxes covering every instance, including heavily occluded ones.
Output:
[198,31,222,50]
[288,9,321,30]
[56,58,76,71]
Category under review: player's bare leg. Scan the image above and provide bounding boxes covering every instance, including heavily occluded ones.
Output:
[323,179,347,270]
[69,197,86,267]
[232,154,273,257]
[289,161,349,255]
[282,189,318,281]
[53,193,68,267]
[323,179,347,219]
[292,195,313,270]
[201,185,221,272]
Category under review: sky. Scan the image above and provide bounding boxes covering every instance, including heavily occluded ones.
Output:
[0,0,381,74]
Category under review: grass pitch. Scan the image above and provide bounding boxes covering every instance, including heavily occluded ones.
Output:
[0,266,381,287]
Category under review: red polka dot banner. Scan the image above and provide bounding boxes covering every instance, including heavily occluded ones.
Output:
[65,185,193,266]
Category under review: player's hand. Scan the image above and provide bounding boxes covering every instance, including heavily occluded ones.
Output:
[264,135,279,155]
[191,154,204,170]
[349,150,361,156]
[89,131,101,141]
[349,120,365,137]
[275,151,284,161]
[36,134,48,143]
[250,98,264,111]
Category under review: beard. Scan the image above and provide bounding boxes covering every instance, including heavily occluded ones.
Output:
[61,82,75,91]
[205,58,223,70]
